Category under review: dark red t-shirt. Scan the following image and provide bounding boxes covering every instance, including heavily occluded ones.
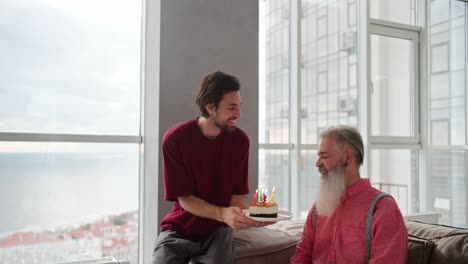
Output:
[160,118,250,240]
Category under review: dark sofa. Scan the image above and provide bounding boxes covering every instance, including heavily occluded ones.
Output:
[233,220,468,264]
[406,220,468,264]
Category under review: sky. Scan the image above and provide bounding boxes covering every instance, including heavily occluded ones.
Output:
[0,0,142,234]
[0,0,142,135]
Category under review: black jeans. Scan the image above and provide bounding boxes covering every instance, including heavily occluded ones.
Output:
[152,226,234,264]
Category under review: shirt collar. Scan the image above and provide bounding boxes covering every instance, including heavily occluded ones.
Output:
[345,178,370,197]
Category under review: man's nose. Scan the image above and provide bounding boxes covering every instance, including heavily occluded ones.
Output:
[315,157,321,168]
[233,108,241,118]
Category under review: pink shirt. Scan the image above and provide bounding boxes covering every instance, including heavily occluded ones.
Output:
[291,179,407,264]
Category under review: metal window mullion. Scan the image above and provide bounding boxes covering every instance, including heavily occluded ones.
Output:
[300,143,320,150]
[462,4,468,147]
[369,18,421,33]
[430,145,468,151]
[368,143,421,150]
[413,26,421,147]
[259,143,294,150]
[417,0,428,213]
[290,0,300,219]
[369,24,420,39]
[0,132,142,144]
[140,0,161,263]
[369,135,420,145]
[362,0,371,178]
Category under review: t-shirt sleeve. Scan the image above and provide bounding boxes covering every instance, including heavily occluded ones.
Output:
[233,135,250,195]
[162,133,193,201]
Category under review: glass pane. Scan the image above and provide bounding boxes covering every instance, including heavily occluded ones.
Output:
[427,0,468,228]
[370,0,415,25]
[451,26,465,71]
[429,0,467,146]
[430,73,450,99]
[298,150,320,220]
[451,0,466,19]
[370,35,414,137]
[348,2,356,26]
[431,44,449,73]
[369,149,419,215]
[259,0,290,144]
[430,0,450,25]
[431,120,450,145]
[258,149,290,210]
[300,0,359,144]
[451,106,465,145]
[0,0,142,135]
[428,150,467,228]
[0,142,139,263]
[318,16,327,37]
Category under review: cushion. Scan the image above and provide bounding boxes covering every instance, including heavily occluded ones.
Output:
[407,235,434,264]
[233,220,304,264]
[406,220,468,264]
[405,220,462,239]
[430,233,468,264]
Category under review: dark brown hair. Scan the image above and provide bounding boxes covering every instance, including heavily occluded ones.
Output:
[195,71,240,117]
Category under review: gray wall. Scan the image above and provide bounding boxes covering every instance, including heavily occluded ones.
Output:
[158,0,259,226]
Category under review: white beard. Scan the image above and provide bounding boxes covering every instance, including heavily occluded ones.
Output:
[316,163,346,216]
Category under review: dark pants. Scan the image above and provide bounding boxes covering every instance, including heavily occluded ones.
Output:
[152,226,234,264]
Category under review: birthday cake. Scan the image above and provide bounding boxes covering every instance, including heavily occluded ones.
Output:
[249,201,278,218]
[249,188,278,218]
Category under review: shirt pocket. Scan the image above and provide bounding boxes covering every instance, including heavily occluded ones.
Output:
[339,225,367,263]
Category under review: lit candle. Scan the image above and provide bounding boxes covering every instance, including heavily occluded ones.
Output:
[259,189,264,202]
[253,189,258,203]
[264,188,268,203]
[269,186,276,203]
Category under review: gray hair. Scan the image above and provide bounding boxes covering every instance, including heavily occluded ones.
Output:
[320,125,364,166]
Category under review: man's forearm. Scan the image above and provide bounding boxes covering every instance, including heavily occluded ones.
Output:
[178,195,224,222]
[178,194,260,230]
[231,194,249,209]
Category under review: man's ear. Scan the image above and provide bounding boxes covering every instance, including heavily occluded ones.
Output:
[344,149,353,167]
[206,104,216,116]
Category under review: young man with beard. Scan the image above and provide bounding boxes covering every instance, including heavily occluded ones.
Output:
[291,126,408,264]
[153,71,263,264]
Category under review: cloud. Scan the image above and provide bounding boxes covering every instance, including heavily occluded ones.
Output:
[0,0,142,135]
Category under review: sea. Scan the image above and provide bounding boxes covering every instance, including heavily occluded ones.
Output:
[0,152,139,235]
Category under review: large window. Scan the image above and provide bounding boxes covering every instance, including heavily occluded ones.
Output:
[259,0,468,228]
[368,18,420,216]
[299,0,359,216]
[259,0,292,210]
[260,0,359,218]
[428,0,467,228]
[0,0,142,263]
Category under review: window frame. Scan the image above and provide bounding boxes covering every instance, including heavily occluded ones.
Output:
[367,18,421,145]
[365,12,422,214]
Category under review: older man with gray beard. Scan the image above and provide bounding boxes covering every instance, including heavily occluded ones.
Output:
[291,125,408,264]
